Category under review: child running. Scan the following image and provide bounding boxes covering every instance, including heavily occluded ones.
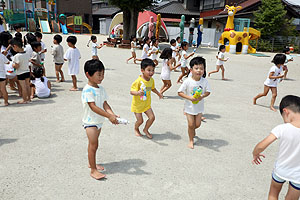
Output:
[148,38,160,66]
[252,95,300,200]
[0,51,10,105]
[283,46,293,79]
[178,57,211,149]
[208,45,228,80]
[176,36,182,62]
[87,35,103,60]
[31,67,51,99]
[64,36,81,91]
[11,37,31,104]
[176,41,195,83]
[136,36,151,62]
[82,59,119,180]
[126,35,137,64]
[51,34,65,82]
[159,47,177,96]
[170,39,178,67]
[253,54,286,112]
[130,58,163,139]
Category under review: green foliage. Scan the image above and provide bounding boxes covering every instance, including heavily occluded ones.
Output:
[109,0,155,12]
[254,0,295,37]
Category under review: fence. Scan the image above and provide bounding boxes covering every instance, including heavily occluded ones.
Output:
[251,36,300,53]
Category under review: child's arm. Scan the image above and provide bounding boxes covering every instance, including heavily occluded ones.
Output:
[87,102,118,124]
[252,133,277,165]
[130,90,144,96]
[219,57,228,61]
[30,59,43,67]
[97,44,104,49]
[184,52,195,59]
[47,80,51,89]
[152,88,163,99]
[178,91,195,102]
[103,101,119,118]
[269,72,284,79]
[196,91,210,102]
[168,60,178,70]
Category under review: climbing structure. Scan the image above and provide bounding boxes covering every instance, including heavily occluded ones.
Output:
[218,5,261,54]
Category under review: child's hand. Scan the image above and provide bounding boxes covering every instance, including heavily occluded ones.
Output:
[158,92,163,99]
[191,52,195,56]
[108,114,118,125]
[189,96,197,102]
[196,96,204,101]
[252,154,265,165]
[137,90,144,96]
[226,58,229,61]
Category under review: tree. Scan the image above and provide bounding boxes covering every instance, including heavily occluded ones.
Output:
[109,0,155,40]
[254,0,295,38]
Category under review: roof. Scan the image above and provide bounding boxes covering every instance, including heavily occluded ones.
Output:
[283,0,300,16]
[152,1,200,16]
[219,0,260,15]
[284,0,300,6]
[162,18,181,22]
[92,6,121,16]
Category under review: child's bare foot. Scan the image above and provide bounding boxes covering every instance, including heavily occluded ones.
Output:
[56,79,61,83]
[17,100,28,104]
[30,95,34,99]
[222,78,227,80]
[89,164,104,171]
[188,142,194,149]
[4,102,9,106]
[143,129,153,139]
[270,107,277,112]
[90,170,106,180]
[177,81,183,84]
[135,128,142,137]
[253,98,257,105]
[201,116,206,121]
[69,87,79,91]
[61,79,65,82]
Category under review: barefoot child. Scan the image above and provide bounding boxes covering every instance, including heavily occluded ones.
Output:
[253,54,286,112]
[0,52,10,106]
[51,34,65,82]
[176,36,182,62]
[87,35,103,60]
[130,58,163,139]
[126,35,137,64]
[35,32,47,74]
[283,46,293,79]
[82,59,119,180]
[31,67,51,99]
[11,37,31,104]
[30,41,43,72]
[148,38,160,66]
[159,47,177,95]
[136,37,151,62]
[252,95,300,199]
[178,57,211,149]
[176,41,195,83]
[208,45,228,80]
[170,39,178,67]
[64,36,81,91]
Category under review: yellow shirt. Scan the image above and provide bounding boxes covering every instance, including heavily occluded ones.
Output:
[131,76,155,113]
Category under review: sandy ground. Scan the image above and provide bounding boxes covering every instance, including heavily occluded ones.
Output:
[0,33,300,200]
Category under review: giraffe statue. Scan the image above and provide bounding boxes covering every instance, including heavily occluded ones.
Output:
[218,5,261,54]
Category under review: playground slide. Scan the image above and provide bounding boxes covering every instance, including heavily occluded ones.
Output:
[82,22,92,34]
[60,23,68,34]
[245,27,261,53]
[39,19,51,33]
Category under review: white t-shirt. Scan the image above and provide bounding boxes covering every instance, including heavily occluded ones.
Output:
[264,65,283,87]
[51,44,64,64]
[12,52,30,75]
[64,48,81,75]
[40,41,46,60]
[216,52,225,65]
[82,84,108,125]
[285,54,293,64]
[141,44,150,59]
[151,46,158,60]
[92,42,98,56]
[161,59,171,80]
[0,54,9,78]
[25,44,33,57]
[131,41,136,52]
[178,77,211,115]
[31,77,50,98]
[171,45,176,58]
[180,50,188,67]
[271,123,300,184]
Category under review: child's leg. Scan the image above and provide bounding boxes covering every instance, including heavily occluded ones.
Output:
[186,113,196,149]
[208,66,221,77]
[268,179,283,200]
[25,78,31,101]
[17,80,28,104]
[31,85,35,99]
[220,65,226,80]
[270,87,277,112]
[55,64,60,82]
[9,79,17,90]
[133,52,137,64]
[134,112,143,137]
[160,80,172,95]
[253,85,270,105]
[92,55,99,60]
[283,66,288,79]
[58,65,65,82]
[195,113,202,130]
[177,67,187,83]
[154,59,158,66]
[86,127,106,180]
[285,183,300,200]
[15,79,22,97]
[70,75,78,91]
[0,80,9,106]
[143,108,155,139]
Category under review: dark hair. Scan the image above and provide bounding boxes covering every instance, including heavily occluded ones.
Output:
[30,41,41,50]
[181,41,188,48]
[219,45,226,51]
[170,39,176,45]
[10,37,23,48]
[84,59,105,77]
[33,67,44,82]
[14,24,21,31]
[15,32,22,39]
[283,46,290,54]
[152,38,157,45]
[130,35,136,41]
[0,31,13,47]
[279,95,300,114]
[272,53,286,65]
[150,36,156,41]
[35,32,43,39]
[143,36,150,44]
[54,34,62,44]
[67,36,77,45]
[190,56,207,78]
[141,58,155,70]
[91,35,97,41]
[176,36,181,41]
[160,47,172,60]
[24,33,37,46]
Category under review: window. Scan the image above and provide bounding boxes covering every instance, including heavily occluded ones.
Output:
[201,0,225,10]
[203,0,213,10]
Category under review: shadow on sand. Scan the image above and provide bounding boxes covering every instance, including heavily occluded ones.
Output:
[149,131,182,146]
[203,113,221,121]
[102,159,151,175]
[194,136,228,152]
[0,138,18,147]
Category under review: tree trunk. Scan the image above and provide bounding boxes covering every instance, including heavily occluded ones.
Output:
[123,9,131,40]
[129,8,139,38]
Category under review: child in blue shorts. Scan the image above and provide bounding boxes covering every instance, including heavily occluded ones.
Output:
[82,59,119,180]
[252,95,300,199]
